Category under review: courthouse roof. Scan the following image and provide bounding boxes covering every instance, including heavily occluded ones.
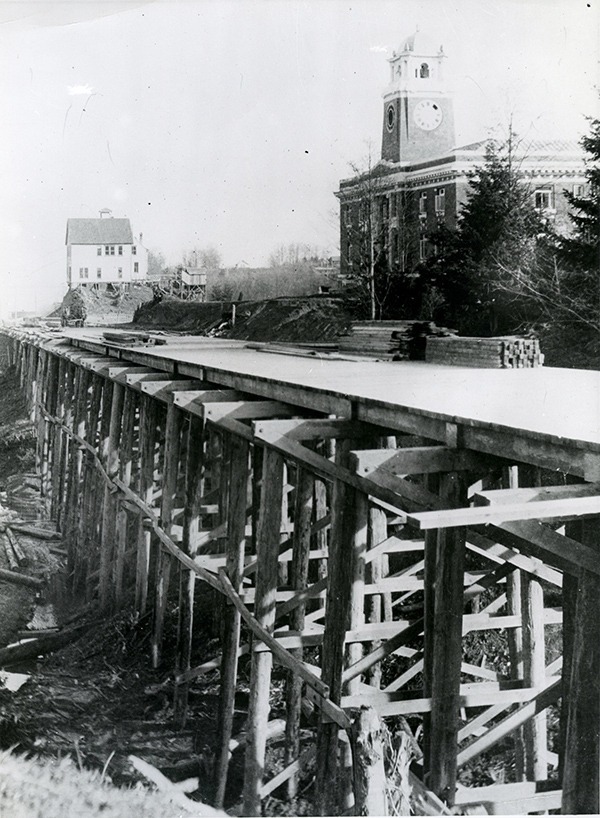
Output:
[66,218,134,245]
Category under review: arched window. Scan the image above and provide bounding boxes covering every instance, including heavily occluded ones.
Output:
[420,62,430,78]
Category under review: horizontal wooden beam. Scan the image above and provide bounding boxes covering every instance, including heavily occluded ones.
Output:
[475,481,600,505]
[124,371,173,385]
[172,389,246,410]
[466,530,562,587]
[177,361,353,416]
[457,678,561,767]
[487,520,600,577]
[410,494,600,530]
[253,427,444,515]
[138,379,210,401]
[252,418,384,441]
[453,782,562,814]
[351,445,494,476]
[108,365,154,380]
[204,400,302,421]
[339,681,553,717]
[460,423,600,482]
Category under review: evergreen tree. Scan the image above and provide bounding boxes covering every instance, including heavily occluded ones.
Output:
[558,117,600,273]
[492,117,600,362]
[442,135,542,334]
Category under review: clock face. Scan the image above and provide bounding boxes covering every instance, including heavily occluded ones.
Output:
[386,104,395,132]
[413,99,443,131]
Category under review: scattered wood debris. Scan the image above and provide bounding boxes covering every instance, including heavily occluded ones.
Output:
[102,330,168,347]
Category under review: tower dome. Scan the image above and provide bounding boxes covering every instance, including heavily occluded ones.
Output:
[397,29,443,57]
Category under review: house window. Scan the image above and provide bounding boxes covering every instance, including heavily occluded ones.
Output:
[132,246,137,255]
[118,268,123,279]
[97,247,102,256]
[434,188,445,214]
[419,192,427,215]
[419,238,428,260]
[97,268,102,279]
[420,62,430,79]
[133,262,139,273]
[118,246,123,255]
[110,245,115,255]
[105,246,110,255]
[573,184,585,197]
[534,188,554,210]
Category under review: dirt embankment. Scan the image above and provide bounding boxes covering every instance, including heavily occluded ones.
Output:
[133,295,353,342]
[53,284,156,327]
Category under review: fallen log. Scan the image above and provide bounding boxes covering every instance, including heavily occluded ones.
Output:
[0,568,43,589]
[1,534,19,570]
[5,528,27,564]
[129,755,227,816]
[0,623,93,667]
[9,523,61,541]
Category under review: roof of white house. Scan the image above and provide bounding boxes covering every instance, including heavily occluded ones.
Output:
[66,218,134,245]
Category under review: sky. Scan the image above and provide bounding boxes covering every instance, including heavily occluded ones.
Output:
[0,0,598,316]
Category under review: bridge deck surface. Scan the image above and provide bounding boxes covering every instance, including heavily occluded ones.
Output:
[65,331,600,451]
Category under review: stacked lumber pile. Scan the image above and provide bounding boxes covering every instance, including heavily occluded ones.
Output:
[337,321,455,360]
[426,336,544,368]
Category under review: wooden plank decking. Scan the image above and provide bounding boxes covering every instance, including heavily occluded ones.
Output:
[64,330,600,474]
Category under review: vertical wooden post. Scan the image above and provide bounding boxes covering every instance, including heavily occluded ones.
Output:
[422,473,440,774]
[561,516,600,815]
[243,446,284,817]
[114,388,136,606]
[135,393,158,615]
[99,380,125,610]
[521,566,547,782]
[77,372,103,594]
[40,352,59,508]
[34,348,47,472]
[50,356,67,523]
[67,366,91,591]
[558,521,578,783]
[174,414,205,726]
[214,433,251,807]
[316,440,357,816]
[367,504,387,688]
[346,488,368,695]
[427,472,466,806]
[504,466,525,780]
[152,401,184,668]
[56,361,75,532]
[284,463,314,799]
[64,364,87,557]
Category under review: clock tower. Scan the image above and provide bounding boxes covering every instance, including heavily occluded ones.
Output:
[381,30,455,165]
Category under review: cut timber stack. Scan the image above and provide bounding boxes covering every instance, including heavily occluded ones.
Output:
[338,321,454,361]
[426,336,544,368]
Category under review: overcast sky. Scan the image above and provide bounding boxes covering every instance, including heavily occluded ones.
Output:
[0,0,598,315]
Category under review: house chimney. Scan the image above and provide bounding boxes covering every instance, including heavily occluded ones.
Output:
[99,208,112,218]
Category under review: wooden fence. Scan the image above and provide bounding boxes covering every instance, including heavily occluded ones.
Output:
[4,328,599,816]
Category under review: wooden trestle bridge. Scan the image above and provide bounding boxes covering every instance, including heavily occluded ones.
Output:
[3,327,599,816]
